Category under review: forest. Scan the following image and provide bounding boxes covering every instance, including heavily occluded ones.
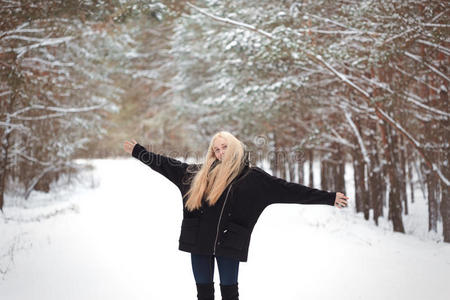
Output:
[1,0,449,243]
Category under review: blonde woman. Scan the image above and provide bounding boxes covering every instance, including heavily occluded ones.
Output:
[123,131,348,300]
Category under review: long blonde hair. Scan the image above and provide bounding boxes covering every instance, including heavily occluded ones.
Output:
[183,131,246,212]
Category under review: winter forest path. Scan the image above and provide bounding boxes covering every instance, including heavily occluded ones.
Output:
[1,159,449,300]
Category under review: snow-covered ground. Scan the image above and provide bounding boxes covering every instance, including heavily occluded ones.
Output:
[1,158,449,300]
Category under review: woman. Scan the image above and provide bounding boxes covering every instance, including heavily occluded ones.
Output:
[123,131,349,300]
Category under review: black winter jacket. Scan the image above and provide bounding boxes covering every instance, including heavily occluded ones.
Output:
[132,143,336,262]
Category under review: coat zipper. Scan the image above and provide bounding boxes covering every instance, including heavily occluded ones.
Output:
[213,182,234,255]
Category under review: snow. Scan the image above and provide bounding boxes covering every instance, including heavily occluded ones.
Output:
[404,51,450,83]
[14,36,74,58]
[344,111,371,169]
[1,158,450,300]
[187,2,275,39]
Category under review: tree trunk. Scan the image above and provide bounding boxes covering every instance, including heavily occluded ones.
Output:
[320,153,329,191]
[407,155,415,205]
[297,160,304,184]
[335,143,346,195]
[288,148,295,182]
[270,132,278,176]
[438,86,450,242]
[425,167,439,232]
[352,146,365,214]
[308,150,314,187]
[383,122,405,233]
[0,98,14,211]
[399,134,408,215]
[279,146,287,180]
[370,119,384,226]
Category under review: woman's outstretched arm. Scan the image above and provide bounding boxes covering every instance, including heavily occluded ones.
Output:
[253,167,348,208]
[124,139,189,189]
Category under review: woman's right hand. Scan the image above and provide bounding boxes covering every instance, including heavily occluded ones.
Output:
[123,139,138,154]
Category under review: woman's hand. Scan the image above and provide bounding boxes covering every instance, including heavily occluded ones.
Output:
[334,192,349,208]
[123,139,138,154]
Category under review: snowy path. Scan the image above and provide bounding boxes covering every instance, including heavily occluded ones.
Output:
[1,158,450,300]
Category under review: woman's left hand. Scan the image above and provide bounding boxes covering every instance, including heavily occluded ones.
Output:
[334,192,349,208]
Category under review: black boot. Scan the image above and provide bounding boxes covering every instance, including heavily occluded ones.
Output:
[196,282,215,300]
[219,283,239,300]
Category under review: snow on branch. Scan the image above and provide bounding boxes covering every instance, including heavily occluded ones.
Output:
[0,121,25,129]
[353,67,450,118]
[417,39,450,56]
[9,103,106,118]
[0,121,29,133]
[295,29,360,35]
[420,23,450,28]
[344,111,371,168]
[16,152,54,166]
[0,91,12,97]
[24,164,68,200]
[11,113,69,121]
[321,131,356,150]
[405,51,449,83]
[186,2,450,186]
[186,2,274,39]
[22,57,75,68]
[13,36,74,58]
[309,55,371,98]
[305,13,380,37]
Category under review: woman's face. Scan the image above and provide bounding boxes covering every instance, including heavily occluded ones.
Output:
[213,137,227,161]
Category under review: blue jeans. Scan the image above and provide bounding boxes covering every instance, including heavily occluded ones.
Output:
[190,253,240,285]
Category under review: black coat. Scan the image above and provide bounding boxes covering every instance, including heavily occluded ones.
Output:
[132,143,336,262]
